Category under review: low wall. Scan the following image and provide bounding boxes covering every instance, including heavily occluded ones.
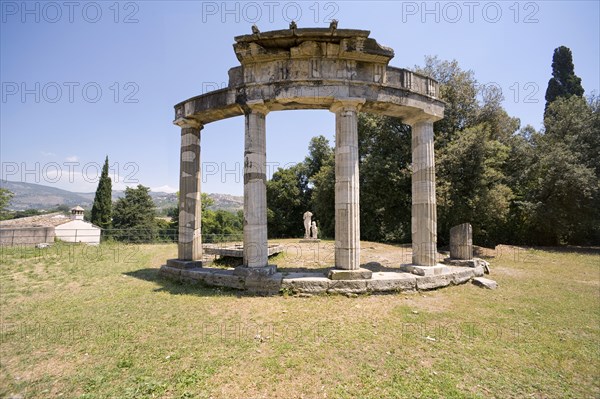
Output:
[0,227,55,246]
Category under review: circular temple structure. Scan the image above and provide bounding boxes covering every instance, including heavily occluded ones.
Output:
[159,24,484,294]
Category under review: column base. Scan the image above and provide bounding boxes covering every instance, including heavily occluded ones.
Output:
[166,259,203,269]
[328,268,372,280]
[233,264,277,277]
[400,264,449,276]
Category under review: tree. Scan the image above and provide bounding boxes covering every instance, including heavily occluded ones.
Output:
[0,188,14,220]
[414,56,519,246]
[203,209,243,242]
[91,156,112,229]
[436,125,514,245]
[523,96,600,245]
[544,46,584,112]
[415,56,479,146]
[267,163,310,238]
[267,137,331,238]
[358,114,412,242]
[112,185,157,242]
[305,135,334,178]
[311,152,335,239]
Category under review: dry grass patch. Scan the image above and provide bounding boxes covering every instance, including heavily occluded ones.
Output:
[0,241,598,398]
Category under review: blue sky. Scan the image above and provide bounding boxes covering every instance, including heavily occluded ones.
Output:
[1,1,598,196]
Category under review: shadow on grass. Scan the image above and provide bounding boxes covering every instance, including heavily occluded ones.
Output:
[124,268,244,298]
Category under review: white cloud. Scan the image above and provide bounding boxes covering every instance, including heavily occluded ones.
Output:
[40,167,131,193]
[40,151,56,157]
[151,185,178,193]
[65,155,79,162]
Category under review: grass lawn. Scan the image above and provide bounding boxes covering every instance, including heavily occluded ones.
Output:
[1,240,598,398]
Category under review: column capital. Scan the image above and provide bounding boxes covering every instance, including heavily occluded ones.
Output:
[403,113,437,126]
[174,117,203,129]
[329,98,366,113]
[245,100,270,116]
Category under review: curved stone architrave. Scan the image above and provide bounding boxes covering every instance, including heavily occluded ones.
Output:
[170,25,446,277]
[175,78,444,125]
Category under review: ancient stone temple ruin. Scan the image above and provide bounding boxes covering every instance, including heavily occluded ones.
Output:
[159,23,488,294]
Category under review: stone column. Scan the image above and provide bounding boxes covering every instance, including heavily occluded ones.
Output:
[328,99,371,280]
[168,117,203,269]
[240,101,272,272]
[409,117,438,266]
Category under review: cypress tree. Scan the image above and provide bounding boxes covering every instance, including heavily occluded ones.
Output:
[91,156,112,229]
[545,46,584,111]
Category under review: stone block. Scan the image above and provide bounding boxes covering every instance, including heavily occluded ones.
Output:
[181,269,203,281]
[416,274,453,291]
[400,264,449,276]
[205,271,246,290]
[328,268,372,280]
[449,223,473,260]
[451,268,475,285]
[282,275,331,294]
[233,264,276,277]
[166,259,203,269]
[473,265,485,277]
[158,265,182,279]
[327,280,368,294]
[366,273,417,292]
[472,277,498,290]
[245,273,283,295]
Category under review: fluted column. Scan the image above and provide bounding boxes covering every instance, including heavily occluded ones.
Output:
[175,117,203,263]
[409,117,437,266]
[330,99,365,271]
[243,101,269,268]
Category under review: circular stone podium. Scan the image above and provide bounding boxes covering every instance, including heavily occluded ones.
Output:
[158,23,483,294]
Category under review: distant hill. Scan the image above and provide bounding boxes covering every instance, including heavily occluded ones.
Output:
[0,180,243,212]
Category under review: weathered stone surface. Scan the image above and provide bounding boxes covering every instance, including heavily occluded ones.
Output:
[366,273,417,292]
[328,268,372,280]
[245,273,283,295]
[400,264,449,276]
[162,265,478,295]
[243,102,269,268]
[327,280,368,294]
[416,274,453,290]
[158,265,182,279]
[180,269,203,280]
[443,257,490,273]
[166,258,202,269]
[449,223,473,260]
[409,119,438,266]
[281,275,331,294]
[303,211,313,239]
[332,99,364,271]
[451,268,475,285]
[477,258,491,274]
[472,277,498,290]
[233,264,276,277]
[473,265,485,277]
[174,118,203,262]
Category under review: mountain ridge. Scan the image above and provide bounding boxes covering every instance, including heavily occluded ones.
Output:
[0,180,243,212]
